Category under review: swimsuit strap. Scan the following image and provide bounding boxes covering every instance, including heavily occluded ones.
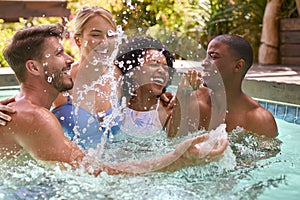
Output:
[155,97,160,111]
[67,95,71,104]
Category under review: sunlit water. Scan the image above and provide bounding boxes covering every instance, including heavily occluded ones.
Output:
[0,118,298,199]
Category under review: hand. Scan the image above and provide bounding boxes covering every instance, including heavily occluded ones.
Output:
[173,134,228,169]
[160,92,175,109]
[187,69,203,90]
[176,73,194,98]
[0,97,16,126]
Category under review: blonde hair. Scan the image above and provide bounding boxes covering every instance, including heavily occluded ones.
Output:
[74,6,116,37]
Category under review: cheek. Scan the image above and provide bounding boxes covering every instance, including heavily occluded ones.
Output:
[82,38,99,49]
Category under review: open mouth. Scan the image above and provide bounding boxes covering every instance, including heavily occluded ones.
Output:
[151,77,166,85]
[94,49,108,54]
[63,69,71,76]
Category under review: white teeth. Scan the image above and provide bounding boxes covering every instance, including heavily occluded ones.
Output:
[152,77,165,84]
[95,49,108,54]
[64,69,71,75]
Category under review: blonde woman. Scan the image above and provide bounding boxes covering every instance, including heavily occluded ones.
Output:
[51,6,122,148]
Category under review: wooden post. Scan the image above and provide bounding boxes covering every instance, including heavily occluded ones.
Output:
[296,0,300,16]
[258,0,284,65]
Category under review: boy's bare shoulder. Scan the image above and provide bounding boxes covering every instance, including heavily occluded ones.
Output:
[246,102,278,138]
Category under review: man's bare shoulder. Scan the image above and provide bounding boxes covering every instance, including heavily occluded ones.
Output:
[7,99,60,134]
[245,101,278,138]
[0,99,58,156]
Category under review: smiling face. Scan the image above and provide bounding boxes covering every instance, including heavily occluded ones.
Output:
[76,15,116,62]
[40,37,74,92]
[130,49,170,97]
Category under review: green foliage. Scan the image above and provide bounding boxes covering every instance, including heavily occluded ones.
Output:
[199,0,267,61]
[1,0,299,67]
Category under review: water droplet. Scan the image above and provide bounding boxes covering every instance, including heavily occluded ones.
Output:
[84,41,88,47]
[47,76,52,83]
[107,30,116,37]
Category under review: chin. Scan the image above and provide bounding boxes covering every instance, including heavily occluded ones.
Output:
[61,82,73,92]
[150,88,164,97]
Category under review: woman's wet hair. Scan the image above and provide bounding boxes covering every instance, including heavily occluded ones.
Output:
[3,23,65,83]
[115,36,175,97]
[74,6,116,38]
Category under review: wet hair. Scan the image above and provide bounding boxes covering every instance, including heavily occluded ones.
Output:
[3,23,65,83]
[74,6,116,38]
[213,34,253,76]
[115,36,175,97]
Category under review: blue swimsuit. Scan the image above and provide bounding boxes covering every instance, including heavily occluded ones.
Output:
[52,96,120,149]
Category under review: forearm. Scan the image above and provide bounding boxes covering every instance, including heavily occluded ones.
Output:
[166,92,192,137]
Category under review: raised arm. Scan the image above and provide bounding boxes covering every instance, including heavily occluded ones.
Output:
[166,70,203,137]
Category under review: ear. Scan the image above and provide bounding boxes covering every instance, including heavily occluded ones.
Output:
[233,58,245,73]
[25,60,42,76]
[74,36,81,47]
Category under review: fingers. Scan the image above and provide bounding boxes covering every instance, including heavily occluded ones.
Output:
[0,119,6,126]
[0,104,16,114]
[187,69,202,90]
[190,134,208,146]
[0,97,15,105]
[166,94,176,109]
[0,111,12,126]
[160,92,174,104]
[209,139,229,156]
[0,101,15,125]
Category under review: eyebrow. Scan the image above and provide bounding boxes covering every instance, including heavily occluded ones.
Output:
[90,30,104,34]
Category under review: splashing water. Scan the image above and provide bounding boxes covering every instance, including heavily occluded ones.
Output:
[47,76,52,83]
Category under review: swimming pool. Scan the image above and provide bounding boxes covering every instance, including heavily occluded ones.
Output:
[0,87,299,199]
[0,86,19,100]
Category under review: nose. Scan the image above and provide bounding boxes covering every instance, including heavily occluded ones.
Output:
[202,57,211,68]
[65,53,74,66]
[157,64,169,73]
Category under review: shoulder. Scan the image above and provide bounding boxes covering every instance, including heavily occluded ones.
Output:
[14,100,62,133]
[245,99,278,138]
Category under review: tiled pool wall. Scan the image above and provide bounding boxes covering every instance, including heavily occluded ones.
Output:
[257,99,300,125]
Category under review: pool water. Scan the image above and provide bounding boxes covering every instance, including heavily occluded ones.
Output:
[0,119,299,199]
[0,86,19,100]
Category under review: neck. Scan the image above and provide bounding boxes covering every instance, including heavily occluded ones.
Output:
[19,82,58,110]
[127,90,160,111]
[224,82,244,110]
